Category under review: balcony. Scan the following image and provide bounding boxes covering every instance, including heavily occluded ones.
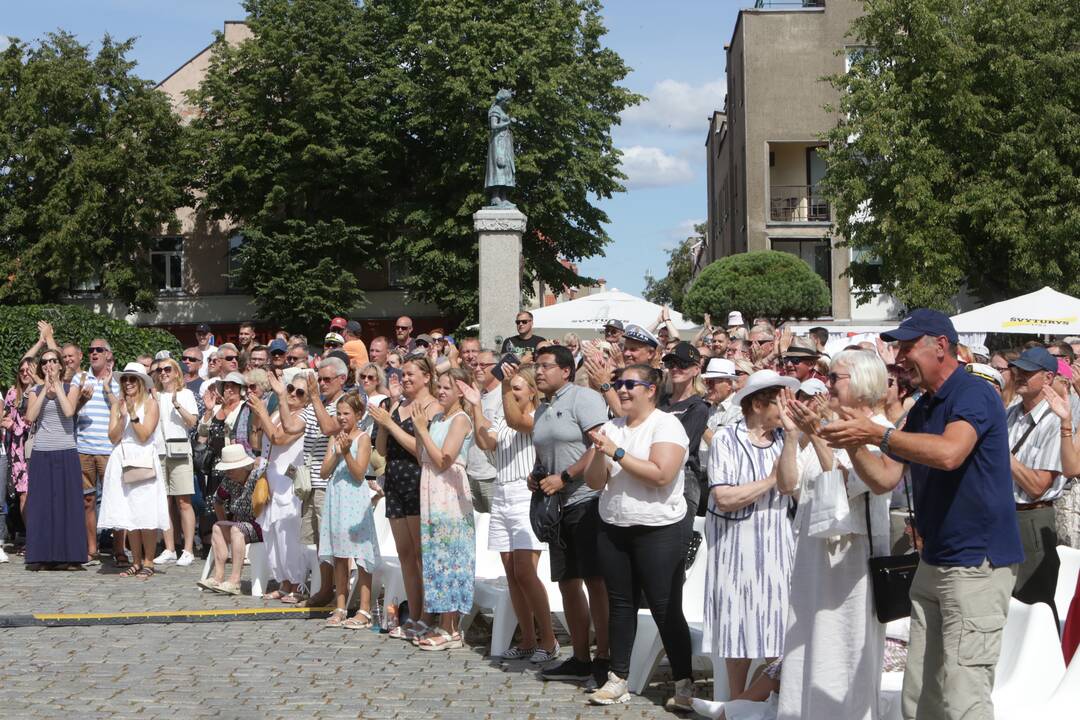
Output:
[754,0,825,8]
[769,185,830,223]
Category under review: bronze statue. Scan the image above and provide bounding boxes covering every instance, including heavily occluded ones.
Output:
[485,89,516,207]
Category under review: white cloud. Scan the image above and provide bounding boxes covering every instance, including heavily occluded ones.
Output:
[671,218,705,240]
[619,145,694,189]
[622,79,726,133]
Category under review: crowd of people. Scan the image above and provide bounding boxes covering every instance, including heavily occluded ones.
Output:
[3,307,1080,718]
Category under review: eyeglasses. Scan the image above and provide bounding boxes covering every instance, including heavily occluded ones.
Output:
[325,342,342,349]
[613,379,654,391]
[515,319,530,325]
[536,362,560,371]
[360,374,378,381]
[285,384,306,397]
[663,359,695,370]
[395,325,411,331]
[182,355,200,363]
[604,328,619,335]
[41,358,60,365]
[783,357,812,365]
[287,356,306,363]
[120,376,139,383]
[828,372,851,383]
[88,346,108,354]
[317,375,338,384]
[221,355,238,362]
[157,367,173,374]
[247,384,259,391]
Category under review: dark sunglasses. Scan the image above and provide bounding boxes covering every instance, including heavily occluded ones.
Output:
[663,359,695,370]
[155,367,173,374]
[41,358,61,365]
[287,356,306,362]
[285,384,306,397]
[182,355,200,363]
[325,342,342,349]
[515,319,530,325]
[613,379,654,391]
[360,374,378,381]
[395,325,411,331]
[221,355,238,362]
[247,383,259,391]
[783,357,813,365]
[88,346,108,354]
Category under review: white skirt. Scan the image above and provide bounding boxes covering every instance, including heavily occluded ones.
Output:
[98,444,171,532]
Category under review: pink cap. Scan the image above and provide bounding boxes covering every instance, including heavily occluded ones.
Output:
[1058,359,1073,380]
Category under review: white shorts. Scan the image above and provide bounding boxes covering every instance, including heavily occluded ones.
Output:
[488,482,544,552]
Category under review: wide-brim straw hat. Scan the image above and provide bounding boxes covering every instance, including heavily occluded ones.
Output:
[731,369,800,406]
[215,444,254,472]
[117,362,154,389]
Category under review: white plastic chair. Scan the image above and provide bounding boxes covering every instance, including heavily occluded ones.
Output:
[627,517,707,693]
[200,541,271,596]
[1001,612,1080,719]
[1056,545,1080,635]
[992,600,1065,719]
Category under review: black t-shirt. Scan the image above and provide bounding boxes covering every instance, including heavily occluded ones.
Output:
[659,392,710,479]
[501,334,546,358]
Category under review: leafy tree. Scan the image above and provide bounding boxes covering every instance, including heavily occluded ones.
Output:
[0,33,191,311]
[0,305,181,386]
[682,251,831,326]
[822,0,1080,311]
[643,223,705,311]
[192,0,639,327]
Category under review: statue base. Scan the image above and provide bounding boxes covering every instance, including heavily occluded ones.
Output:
[474,207,527,351]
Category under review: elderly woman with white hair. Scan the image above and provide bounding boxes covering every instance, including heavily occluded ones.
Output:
[772,349,891,720]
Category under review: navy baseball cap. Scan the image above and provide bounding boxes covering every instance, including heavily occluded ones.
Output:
[1009,347,1058,373]
[880,309,958,344]
[268,338,288,354]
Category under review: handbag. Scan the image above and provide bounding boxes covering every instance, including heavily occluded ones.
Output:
[165,438,190,459]
[291,463,312,498]
[121,442,156,485]
[251,444,274,517]
[865,477,919,623]
[528,463,564,546]
[806,468,856,538]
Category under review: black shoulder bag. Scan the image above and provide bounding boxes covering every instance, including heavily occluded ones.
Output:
[865,475,919,623]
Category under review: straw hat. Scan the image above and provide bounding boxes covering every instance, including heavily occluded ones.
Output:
[731,369,800,406]
[215,444,254,473]
[117,362,153,389]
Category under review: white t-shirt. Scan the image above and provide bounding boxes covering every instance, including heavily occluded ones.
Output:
[598,408,689,527]
[198,345,218,379]
[155,389,198,455]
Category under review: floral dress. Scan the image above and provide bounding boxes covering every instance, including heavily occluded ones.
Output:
[420,411,475,614]
[319,435,380,572]
[3,387,30,494]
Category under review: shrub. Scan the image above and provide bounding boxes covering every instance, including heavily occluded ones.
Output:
[0,305,182,386]
[683,251,832,326]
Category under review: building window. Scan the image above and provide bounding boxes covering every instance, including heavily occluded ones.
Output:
[771,238,832,291]
[151,237,184,293]
[227,233,245,291]
[387,257,408,288]
[71,273,102,295]
[851,247,883,286]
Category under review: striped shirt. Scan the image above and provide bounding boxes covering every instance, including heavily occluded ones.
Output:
[302,401,337,489]
[72,373,120,456]
[30,385,76,452]
[492,416,535,486]
[1006,399,1063,503]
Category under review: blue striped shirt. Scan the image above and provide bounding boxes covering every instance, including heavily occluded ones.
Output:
[72,373,120,456]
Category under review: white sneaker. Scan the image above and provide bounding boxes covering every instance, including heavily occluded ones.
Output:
[589,672,630,705]
[176,551,195,567]
[0,548,9,563]
[154,550,177,564]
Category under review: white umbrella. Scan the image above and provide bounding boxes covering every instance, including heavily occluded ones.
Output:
[950,286,1080,335]
[528,289,701,339]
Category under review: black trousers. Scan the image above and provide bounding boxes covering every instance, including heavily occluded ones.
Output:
[597,514,693,680]
[1013,505,1060,626]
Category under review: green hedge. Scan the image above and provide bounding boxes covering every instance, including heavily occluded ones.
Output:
[0,304,182,387]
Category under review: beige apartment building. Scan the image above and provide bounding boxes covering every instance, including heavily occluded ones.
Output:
[701,0,898,323]
[70,21,445,340]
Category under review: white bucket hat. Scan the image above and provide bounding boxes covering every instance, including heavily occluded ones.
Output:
[727,311,745,328]
[731,369,800,406]
[702,358,737,379]
[117,362,153,389]
[215,444,254,473]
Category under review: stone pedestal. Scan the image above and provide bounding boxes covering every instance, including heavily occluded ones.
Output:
[474,207,527,351]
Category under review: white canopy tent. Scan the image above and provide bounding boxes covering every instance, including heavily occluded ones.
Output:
[950,287,1080,336]
[527,289,701,340]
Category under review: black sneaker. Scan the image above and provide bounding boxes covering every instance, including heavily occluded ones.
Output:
[541,656,593,681]
[591,657,610,689]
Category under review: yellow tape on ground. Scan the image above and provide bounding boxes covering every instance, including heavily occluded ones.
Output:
[33,607,334,621]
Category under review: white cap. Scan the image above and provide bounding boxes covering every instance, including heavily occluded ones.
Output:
[731,369,800,405]
[969,344,990,360]
[965,362,1004,391]
[702,358,737,379]
[727,311,745,328]
[798,378,829,397]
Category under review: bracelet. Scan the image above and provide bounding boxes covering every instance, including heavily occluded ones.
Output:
[879,427,894,455]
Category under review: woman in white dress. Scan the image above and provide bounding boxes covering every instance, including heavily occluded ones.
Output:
[247,370,308,602]
[703,369,799,698]
[774,349,890,720]
[98,362,171,580]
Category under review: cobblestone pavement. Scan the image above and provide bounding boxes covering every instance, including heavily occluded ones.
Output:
[0,554,707,719]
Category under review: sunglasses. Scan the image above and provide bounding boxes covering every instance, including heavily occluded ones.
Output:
[89,346,108,354]
[286,384,306,397]
[613,379,654,391]
[155,367,173,374]
[247,383,259,391]
[828,372,851,383]
[515,319,530,325]
[663,359,695,370]
[360,374,378,381]
[317,375,338,383]
[41,358,61,365]
[395,325,411,331]
[325,342,342,348]
[182,355,200,363]
[221,355,238,362]
[287,356,306,362]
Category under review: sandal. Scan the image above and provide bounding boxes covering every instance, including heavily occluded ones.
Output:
[280,592,305,604]
[263,590,286,600]
[417,628,463,651]
[325,608,347,627]
[342,610,373,630]
[136,566,155,580]
[388,619,414,640]
[119,564,142,578]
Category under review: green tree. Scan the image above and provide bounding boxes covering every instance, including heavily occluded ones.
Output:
[682,251,831,326]
[643,223,705,311]
[192,0,639,328]
[0,33,191,311]
[822,0,1080,311]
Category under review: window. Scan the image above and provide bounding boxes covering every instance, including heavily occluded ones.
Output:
[387,257,408,288]
[150,237,184,293]
[227,233,245,291]
[771,238,832,291]
[851,247,883,286]
[71,273,102,295]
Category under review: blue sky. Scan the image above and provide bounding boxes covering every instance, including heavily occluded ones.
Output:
[4,0,741,297]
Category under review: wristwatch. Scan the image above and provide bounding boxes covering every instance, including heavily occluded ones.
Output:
[599,382,612,393]
[879,427,894,455]
[560,469,572,484]
[612,447,626,463]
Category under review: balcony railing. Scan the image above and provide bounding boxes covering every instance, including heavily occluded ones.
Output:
[754,0,825,8]
[769,185,831,223]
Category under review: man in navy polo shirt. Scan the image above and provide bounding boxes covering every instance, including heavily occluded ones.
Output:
[822,309,1022,720]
